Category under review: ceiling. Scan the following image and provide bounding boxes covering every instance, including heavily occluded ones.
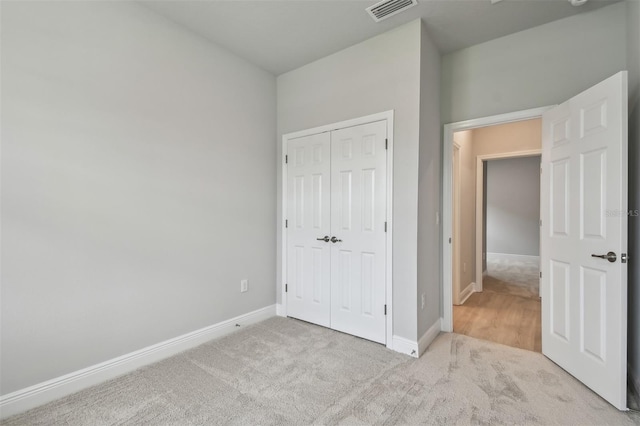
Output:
[142,0,620,75]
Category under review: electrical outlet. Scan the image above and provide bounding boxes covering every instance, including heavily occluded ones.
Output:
[240,279,248,293]
[421,293,425,310]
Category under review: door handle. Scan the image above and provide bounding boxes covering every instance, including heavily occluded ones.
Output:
[330,236,342,243]
[316,236,330,242]
[591,251,617,263]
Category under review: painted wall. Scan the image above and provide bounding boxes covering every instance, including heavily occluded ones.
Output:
[277,20,422,341]
[1,1,276,395]
[417,22,442,338]
[472,119,542,157]
[486,157,541,256]
[441,2,627,124]
[452,130,475,301]
[626,0,640,401]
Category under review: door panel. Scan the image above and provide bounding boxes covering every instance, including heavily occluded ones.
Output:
[286,132,331,327]
[330,121,387,344]
[541,72,627,410]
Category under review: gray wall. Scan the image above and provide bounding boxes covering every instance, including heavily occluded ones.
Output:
[277,20,423,341]
[417,23,442,338]
[1,1,276,395]
[441,2,627,124]
[626,0,640,400]
[486,157,541,256]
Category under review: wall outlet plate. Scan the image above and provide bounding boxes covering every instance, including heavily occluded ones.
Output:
[240,279,248,293]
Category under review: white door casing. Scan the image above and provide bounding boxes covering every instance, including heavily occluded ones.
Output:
[286,132,332,327]
[541,71,628,410]
[330,121,387,344]
[452,143,461,305]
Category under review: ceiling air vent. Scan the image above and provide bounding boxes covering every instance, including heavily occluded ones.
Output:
[366,0,418,22]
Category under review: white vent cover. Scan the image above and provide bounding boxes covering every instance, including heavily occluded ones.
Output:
[366,0,418,22]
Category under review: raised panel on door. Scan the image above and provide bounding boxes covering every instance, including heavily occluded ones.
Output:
[330,121,387,344]
[286,132,331,327]
[541,72,627,410]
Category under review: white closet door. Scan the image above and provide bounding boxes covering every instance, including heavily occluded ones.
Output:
[330,121,387,344]
[286,132,331,327]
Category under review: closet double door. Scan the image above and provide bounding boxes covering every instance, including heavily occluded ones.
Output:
[286,120,387,344]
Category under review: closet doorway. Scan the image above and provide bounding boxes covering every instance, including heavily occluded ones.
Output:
[281,112,394,345]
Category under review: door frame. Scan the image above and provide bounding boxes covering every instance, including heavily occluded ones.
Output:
[280,110,394,348]
[452,142,461,304]
[442,106,552,332]
[474,150,542,293]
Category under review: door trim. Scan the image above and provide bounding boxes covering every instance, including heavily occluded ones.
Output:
[442,106,552,332]
[280,110,394,348]
[452,142,461,304]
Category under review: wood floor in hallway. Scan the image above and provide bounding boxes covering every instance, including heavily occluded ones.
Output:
[453,291,542,352]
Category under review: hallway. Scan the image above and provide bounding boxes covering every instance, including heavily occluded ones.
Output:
[453,255,541,352]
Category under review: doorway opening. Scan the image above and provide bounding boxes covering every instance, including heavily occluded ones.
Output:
[441,107,549,353]
[452,132,543,351]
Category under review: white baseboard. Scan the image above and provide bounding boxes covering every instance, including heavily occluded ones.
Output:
[418,318,441,356]
[392,318,443,359]
[276,303,285,317]
[459,282,476,304]
[0,305,276,419]
[392,335,419,358]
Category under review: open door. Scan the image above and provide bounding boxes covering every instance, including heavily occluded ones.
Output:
[541,71,628,410]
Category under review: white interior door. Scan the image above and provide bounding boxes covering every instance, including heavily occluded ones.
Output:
[286,132,331,327]
[541,71,628,410]
[329,121,387,344]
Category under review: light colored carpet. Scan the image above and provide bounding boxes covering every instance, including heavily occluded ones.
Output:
[3,317,639,425]
[483,254,540,299]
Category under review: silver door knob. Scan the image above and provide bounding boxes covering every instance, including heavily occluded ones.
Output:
[316,236,330,242]
[330,236,342,243]
[591,251,617,263]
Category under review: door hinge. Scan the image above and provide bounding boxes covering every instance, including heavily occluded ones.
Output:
[622,253,628,264]
[539,272,542,278]
[285,284,288,293]
[384,222,387,232]
[385,139,388,150]
[384,304,387,315]
[449,237,452,244]
[285,219,288,228]
[285,155,288,164]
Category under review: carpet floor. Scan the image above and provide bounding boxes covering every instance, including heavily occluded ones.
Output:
[3,317,639,425]
[483,254,540,300]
